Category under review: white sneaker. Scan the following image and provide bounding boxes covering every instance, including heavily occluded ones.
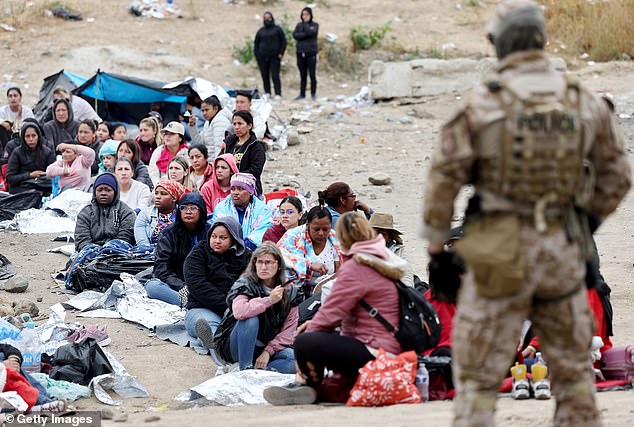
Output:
[532,378,552,400]
[512,378,530,400]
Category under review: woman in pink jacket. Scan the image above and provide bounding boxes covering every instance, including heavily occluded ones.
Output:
[264,212,406,405]
[46,142,95,191]
[213,242,301,373]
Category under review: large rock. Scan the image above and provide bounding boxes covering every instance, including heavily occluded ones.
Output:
[4,276,28,293]
[368,172,391,186]
[369,57,567,100]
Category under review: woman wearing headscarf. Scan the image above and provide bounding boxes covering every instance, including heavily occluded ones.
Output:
[254,11,287,98]
[6,122,56,194]
[134,179,187,246]
[211,172,273,250]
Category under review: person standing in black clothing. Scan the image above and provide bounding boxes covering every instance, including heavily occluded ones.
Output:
[254,11,287,98]
[292,7,319,101]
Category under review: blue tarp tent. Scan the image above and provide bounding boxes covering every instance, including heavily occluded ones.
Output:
[32,70,88,122]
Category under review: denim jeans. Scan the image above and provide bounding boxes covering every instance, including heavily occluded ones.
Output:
[184,308,223,338]
[145,278,181,306]
[229,316,295,373]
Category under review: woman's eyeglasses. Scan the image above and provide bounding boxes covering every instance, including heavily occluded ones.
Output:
[279,209,297,215]
[256,259,278,267]
[179,205,200,212]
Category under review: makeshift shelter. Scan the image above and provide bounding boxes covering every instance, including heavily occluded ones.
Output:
[32,70,87,123]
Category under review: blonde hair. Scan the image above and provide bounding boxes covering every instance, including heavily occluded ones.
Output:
[335,212,376,252]
[140,117,163,146]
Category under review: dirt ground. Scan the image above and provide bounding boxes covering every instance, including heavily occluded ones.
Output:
[1,0,634,425]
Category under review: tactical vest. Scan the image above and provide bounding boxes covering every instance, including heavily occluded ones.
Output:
[479,77,586,214]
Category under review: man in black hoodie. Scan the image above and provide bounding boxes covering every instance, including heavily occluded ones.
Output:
[292,7,319,100]
[254,11,287,98]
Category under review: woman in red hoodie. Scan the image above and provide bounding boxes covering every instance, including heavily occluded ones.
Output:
[264,211,408,405]
[200,154,239,214]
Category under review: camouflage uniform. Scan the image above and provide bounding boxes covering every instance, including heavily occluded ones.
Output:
[422,2,631,426]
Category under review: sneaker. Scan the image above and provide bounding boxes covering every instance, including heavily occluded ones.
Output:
[532,378,552,400]
[511,378,530,400]
[66,325,111,347]
[263,382,317,406]
[311,95,317,101]
[294,95,306,101]
[195,318,215,351]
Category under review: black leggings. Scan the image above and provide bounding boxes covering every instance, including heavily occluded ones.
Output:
[296,52,317,98]
[294,332,374,386]
[256,56,282,96]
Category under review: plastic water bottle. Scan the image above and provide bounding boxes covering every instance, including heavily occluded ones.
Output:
[415,361,429,402]
[17,315,43,373]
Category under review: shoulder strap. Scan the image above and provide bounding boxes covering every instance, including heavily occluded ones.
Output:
[359,299,396,334]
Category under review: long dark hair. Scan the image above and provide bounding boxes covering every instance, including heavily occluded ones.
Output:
[279,196,305,225]
[172,194,208,258]
[117,139,141,166]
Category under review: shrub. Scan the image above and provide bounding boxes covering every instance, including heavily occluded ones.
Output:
[233,38,254,64]
[280,13,296,52]
[350,22,391,51]
[543,0,634,61]
[322,41,357,75]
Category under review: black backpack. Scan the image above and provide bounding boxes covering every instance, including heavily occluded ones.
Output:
[360,280,442,353]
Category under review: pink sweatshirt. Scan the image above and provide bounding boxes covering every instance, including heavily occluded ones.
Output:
[46,144,95,191]
[232,294,299,356]
[307,235,402,355]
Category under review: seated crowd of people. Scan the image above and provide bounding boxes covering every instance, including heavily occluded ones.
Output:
[0,84,618,407]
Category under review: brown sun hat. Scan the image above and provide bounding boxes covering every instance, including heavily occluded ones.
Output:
[369,213,402,235]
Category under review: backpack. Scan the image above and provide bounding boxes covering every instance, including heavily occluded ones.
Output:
[360,280,442,354]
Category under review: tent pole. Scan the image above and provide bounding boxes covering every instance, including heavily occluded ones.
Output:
[95,70,100,115]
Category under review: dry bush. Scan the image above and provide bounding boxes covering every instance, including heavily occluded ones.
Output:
[543,0,634,61]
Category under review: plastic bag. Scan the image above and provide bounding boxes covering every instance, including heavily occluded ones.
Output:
[49,339,114,386]
[72,254,155,293]
[347,349,421,407]
[0,191,42,221]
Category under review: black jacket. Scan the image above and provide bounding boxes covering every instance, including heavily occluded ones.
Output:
[134,161,153,191]
[74,173,136,251]
[220,133,266,195]
[254,20,287,59]
[6,125,56,192]
[292,21,319,55]
[184,238,251,314]
[43,98,79,148]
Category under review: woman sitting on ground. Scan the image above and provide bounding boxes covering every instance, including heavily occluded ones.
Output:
[263,196,304,244]
[213,242,300,373]
[183,217,251,348]
[97,139,119,174]
[219,110,266,195]
[114,157,152,211]
[188,95,231,159]
[369,212,405,257]
[167,156,195,191]
[6,122,56,195]
[96,121,113,143]
[264,212,406,405]
[212,172,273,250]
[45,142,95,192]
[74,173,136,251]
[43,98,79,149]
[145,192,208,306]
[134,179,186,247]
[278,205,342,296]
[75,119,102,176]
[149,121,189,185]
[319,182,373,227]
[117,139,153,190]
[113,123,127,141]
[187,143,213,192]
[200,154,239,214]
[137,116,162,165]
